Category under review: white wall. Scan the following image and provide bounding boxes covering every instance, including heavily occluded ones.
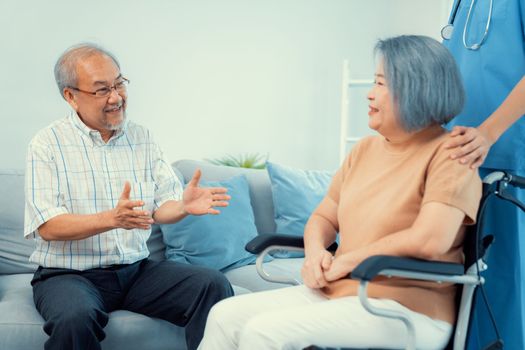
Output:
[0,0,450,171]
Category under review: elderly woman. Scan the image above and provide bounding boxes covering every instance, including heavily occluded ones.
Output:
[197,35,482,350]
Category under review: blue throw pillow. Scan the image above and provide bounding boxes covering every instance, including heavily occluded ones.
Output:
[160,175,258,271]
[266,162,333,237]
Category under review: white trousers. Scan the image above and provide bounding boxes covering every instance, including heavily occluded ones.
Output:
[197,285,452,350]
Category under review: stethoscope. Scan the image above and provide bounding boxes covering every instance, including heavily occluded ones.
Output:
[441,0,494,50]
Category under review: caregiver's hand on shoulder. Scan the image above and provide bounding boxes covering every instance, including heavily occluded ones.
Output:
[445,125,493,169]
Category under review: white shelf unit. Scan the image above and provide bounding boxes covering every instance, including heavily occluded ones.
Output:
[339,59,374,164]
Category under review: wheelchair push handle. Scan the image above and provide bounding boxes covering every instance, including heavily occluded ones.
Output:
[482,171,525,215]
[483,171,525,188]
[508,173,525,189]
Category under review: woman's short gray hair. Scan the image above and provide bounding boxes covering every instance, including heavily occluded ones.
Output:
[374,35,465,132]
[54,43,120,99]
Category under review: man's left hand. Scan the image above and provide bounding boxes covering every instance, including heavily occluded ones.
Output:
[182,169,230,215]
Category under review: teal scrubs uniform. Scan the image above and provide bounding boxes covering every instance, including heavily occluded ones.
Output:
[443,0,525,348]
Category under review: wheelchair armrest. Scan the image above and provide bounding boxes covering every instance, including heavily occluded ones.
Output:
[245,234,338,254]
[245,234,304,254]
[245,234,339,286]
[351,255,464,281]
[351,256,478,350]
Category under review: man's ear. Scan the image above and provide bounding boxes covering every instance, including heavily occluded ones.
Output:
[63,88,79,111]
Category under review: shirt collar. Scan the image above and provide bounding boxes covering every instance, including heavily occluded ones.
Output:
[68,110,128,144]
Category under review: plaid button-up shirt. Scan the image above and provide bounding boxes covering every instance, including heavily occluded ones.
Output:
[24,112,182,270]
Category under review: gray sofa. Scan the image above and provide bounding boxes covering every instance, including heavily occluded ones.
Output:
[0,159,304,350]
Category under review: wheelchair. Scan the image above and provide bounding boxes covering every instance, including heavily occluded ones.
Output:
[245,171,525,350]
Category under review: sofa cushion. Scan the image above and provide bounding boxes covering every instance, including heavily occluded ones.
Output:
[161,175,258,271]
[0,273,47,349]
[0,273,188,350]
[223,257,304,292]
[173,160,276,235]
[0,169,37,274]
[266,162,333,237]
[0,272,253,350]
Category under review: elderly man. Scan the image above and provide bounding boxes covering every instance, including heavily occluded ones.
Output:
[24,43,234,350]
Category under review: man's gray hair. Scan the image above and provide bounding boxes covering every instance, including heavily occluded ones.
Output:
[374,35,465,132]
[54,43,120,99]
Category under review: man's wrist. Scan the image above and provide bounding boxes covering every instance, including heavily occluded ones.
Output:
[180,203,188,216]
[100,210,117,230]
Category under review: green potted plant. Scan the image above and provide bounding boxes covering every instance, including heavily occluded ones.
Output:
[206,153,268,169]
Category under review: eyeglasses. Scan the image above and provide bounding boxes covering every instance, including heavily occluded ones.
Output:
[69,77,130,98]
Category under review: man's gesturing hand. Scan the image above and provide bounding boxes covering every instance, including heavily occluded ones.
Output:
[183,169,230,215]
[111,182,154,230]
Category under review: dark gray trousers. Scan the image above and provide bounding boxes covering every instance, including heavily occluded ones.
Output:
[31,259,233,350]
